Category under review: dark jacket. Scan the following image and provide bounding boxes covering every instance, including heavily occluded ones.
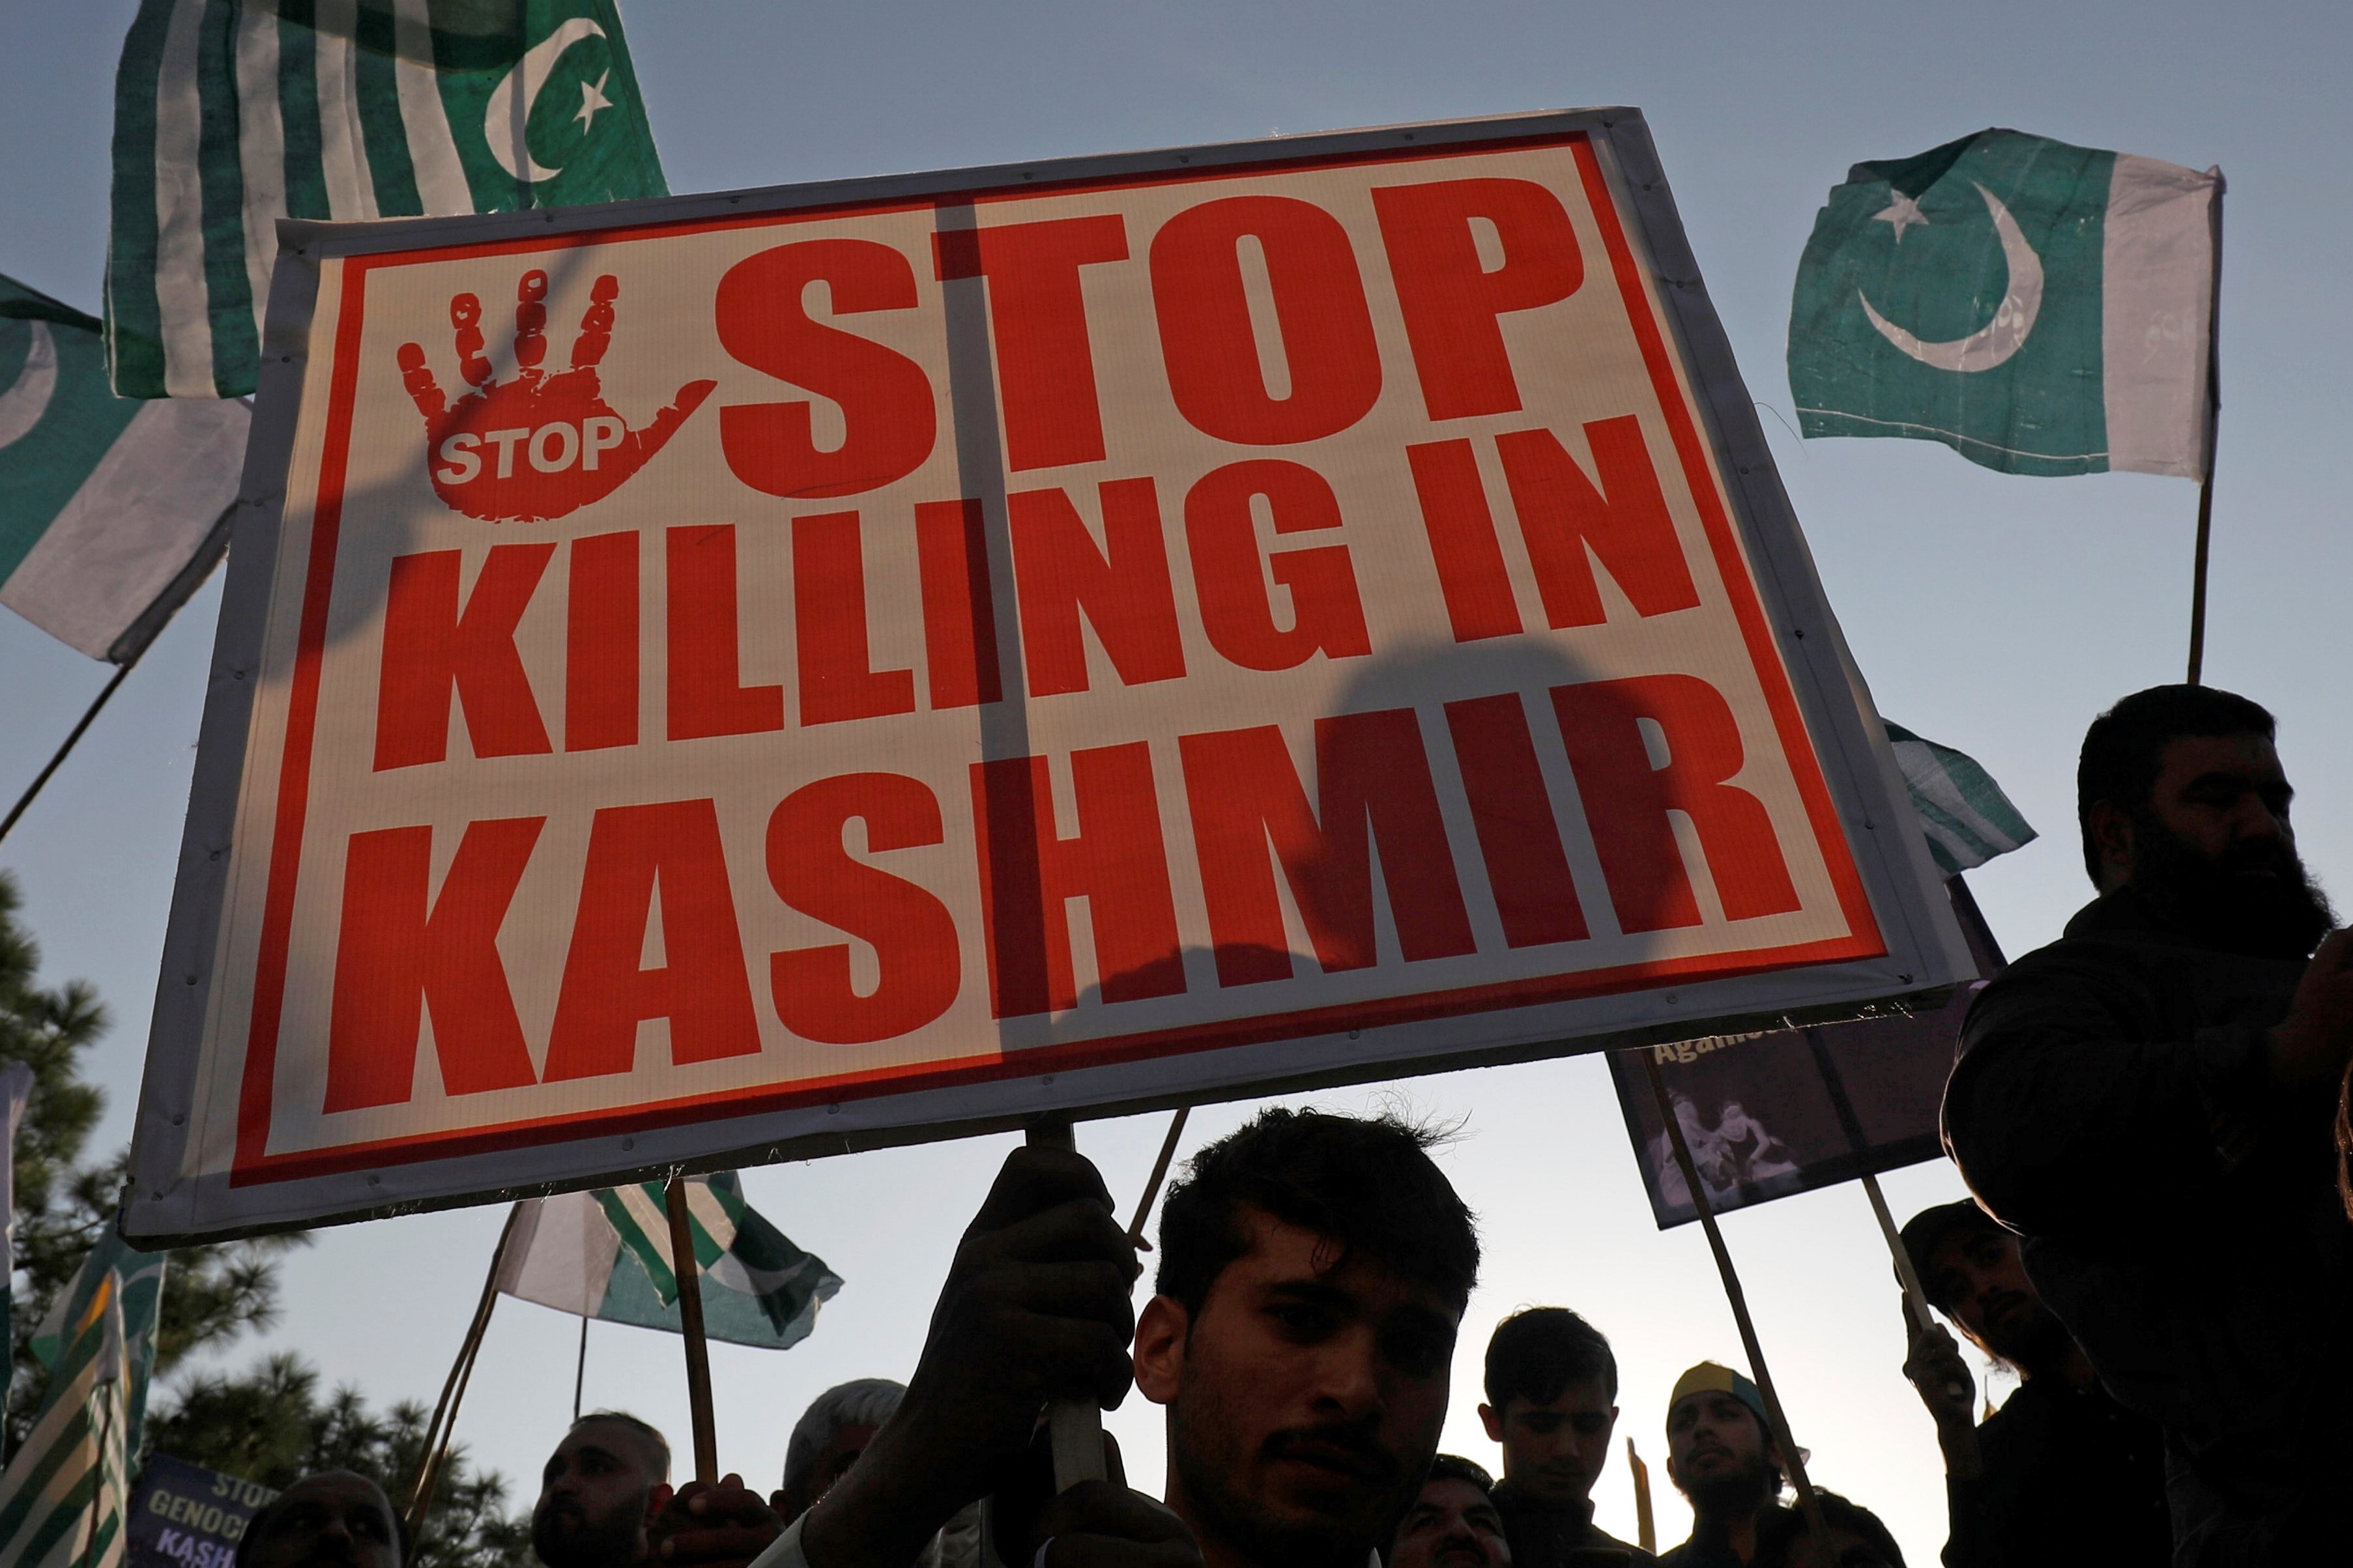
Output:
[1658,1505,1788,1568]
[1492,1482,1658,1566]
[1943,889,2352,1564]
[1943,1373,2168,1567]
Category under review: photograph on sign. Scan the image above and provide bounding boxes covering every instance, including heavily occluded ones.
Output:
[128,109,1969,1243]
[1608,875,2004,1229]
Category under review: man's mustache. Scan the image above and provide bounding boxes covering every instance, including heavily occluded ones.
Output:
[1259,1418,1398,1483]
[2218,838,2304,879]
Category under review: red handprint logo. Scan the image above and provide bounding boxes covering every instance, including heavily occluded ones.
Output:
[397,270,716,524]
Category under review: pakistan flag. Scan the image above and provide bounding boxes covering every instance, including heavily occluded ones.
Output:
[108,0,668,399]
[1790,129,2219,478]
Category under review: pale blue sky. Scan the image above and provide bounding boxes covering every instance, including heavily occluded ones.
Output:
[5,3,2350,1560]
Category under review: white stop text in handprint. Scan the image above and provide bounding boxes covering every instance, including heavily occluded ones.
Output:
[397,269,716,524]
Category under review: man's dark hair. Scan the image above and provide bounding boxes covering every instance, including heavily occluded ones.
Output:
[1484,1306,1618,1407]
[1154,1109,1479,1315]
[2077,685,2276,883]
[1423,1454,1495,1495]
[1751,1491,1905,1568]
[235,1473,409,1568]
[574,1409,672,1484]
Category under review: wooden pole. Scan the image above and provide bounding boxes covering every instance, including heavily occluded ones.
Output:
[1644,1051,1833,1557]
[407,1206,520,1538]
[1626,1437,1656,1556]
[2185,474,2216,685]
[0,658,137,848]
[2186,177,2224,686]
[1026,1119,1107,1492]
[1861,1174,1937,1335]
[664,1176,720,1485]
[573,1313,588,1423]
[1126,1107,1189,1248]
[1861,1171,1972,1412]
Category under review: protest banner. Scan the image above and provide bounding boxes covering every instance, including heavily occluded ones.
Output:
[1609,874,2006,1229]
[124,1455,275,1568]
[126,109,1971,1244]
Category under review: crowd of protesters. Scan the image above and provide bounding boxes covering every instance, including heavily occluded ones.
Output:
[249,683,2348,1568]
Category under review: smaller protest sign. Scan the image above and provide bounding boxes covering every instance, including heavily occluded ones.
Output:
[1610,877,2005,1228]
[126,1455,276,1568]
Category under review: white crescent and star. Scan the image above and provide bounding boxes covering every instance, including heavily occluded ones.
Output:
[1858,181,2045,374]
[0,321,59,452]
[483,18,613,184]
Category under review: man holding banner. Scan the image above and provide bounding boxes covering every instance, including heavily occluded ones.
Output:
[1896,1200,2167,1567]
[762,1109,1475,1568]
[1945,685,2353,1565]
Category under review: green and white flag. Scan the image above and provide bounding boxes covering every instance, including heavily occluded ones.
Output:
[2,277,246,661]
[1884,720,2036,876]
[1791,129,2219,478]
[0,1230,167,1568]
[497,1172,842,1351]
[0,1061,35,1408]
[108,0,668,399]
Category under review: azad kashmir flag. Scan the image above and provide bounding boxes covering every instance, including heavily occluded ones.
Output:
[0,1230,167,1568]
[497,1173,842,1350]
[108,0,667,399]
[1,278,246,661]
[1790,129,2219,478]
[1610,720,2031,1227]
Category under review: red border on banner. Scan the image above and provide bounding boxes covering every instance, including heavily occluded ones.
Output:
[230,130,1884,1186]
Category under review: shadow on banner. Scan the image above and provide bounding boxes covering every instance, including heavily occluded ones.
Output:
[1608,877,2005,1229]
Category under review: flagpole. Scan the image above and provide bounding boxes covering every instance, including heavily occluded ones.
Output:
[1625,1437,1656,1556]
[2186,176,2225,686]
[1126,1107,1189,1248]
[0,657,139,849]
[573,1315,588,1423]
[663,1176,719,1486]
[1643,1051,1834,1558]
[407,1205,521,1541]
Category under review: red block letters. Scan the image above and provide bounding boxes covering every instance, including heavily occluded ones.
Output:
[1549,675,1798,932]
[717,238,937,499]
[767,774,960,1044]
[375,544,555,770]
[1180,711,1475,986]
[1372,177,1584,420]
[971,743,1185,1018]
[1009,479,1187,696]
[544,799,765,1079]
[325,817,545,1111]
[1183,460,1372,673]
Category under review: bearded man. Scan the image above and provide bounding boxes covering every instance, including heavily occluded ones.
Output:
[1658,1364,1788,1567]
[1944,685,2353,1567]
[534,1412,671,1568]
